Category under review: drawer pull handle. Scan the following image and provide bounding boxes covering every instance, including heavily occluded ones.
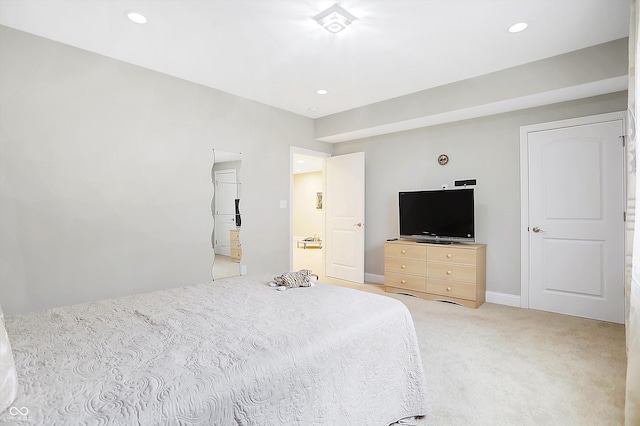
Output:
[401,280,406,284]
[447,254,452,258]
[447,286,452,291]
[447,270,452,275]
[401,250,406,254]
[401,265,406,269]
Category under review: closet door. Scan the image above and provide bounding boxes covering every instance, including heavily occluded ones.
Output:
[523,116,624,323]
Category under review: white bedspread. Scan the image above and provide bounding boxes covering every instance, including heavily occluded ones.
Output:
[0,275,427,425]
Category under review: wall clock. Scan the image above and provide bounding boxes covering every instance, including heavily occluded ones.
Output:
[438,154,449,165]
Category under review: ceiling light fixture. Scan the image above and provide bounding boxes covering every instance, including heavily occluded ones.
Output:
[316,89,328,95]
[313,3,357,34]
[126,11,147,24]
[508,22,528,33]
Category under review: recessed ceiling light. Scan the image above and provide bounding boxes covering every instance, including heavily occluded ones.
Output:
[508,22,528,33]
[126,11,147,24]
[316,89,328,95]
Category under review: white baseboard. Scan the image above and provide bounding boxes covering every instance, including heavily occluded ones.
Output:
[365,273,385,285]
[485,291,521,307]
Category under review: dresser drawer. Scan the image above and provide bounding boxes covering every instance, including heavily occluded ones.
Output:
[427,246,477,265]
[231,247,242,262]
[385,257,426,275]
[385,272,426,292]
[385,243,427,260]
[230,230,240,242]
[427,263,476,282]
[427,279,476,301]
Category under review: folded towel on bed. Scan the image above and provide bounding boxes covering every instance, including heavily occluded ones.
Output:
[269,270,316,290]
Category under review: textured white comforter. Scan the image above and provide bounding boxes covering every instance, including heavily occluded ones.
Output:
[1,275,427,425]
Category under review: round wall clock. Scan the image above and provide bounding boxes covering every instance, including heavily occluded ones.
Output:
[438,154,449,165]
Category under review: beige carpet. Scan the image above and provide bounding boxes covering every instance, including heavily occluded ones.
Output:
[331,282,626,426]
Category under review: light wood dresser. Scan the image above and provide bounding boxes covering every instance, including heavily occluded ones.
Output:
[230,229,241,263]
[384,239,486,308]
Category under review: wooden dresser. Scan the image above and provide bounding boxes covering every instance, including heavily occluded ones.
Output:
[384,239,486,308]
[230,229,241,263]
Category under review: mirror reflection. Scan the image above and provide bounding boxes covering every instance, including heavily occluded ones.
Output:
[212,149,242,280]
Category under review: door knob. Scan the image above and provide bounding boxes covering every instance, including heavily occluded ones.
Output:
[354,222,363,228]
[532,227,546,233]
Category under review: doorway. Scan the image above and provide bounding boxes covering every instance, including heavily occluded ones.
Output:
[520,112,625,323]
[291,148,328,277]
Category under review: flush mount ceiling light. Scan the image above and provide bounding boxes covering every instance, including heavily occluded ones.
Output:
[126,11,147,24]
[316,89,328,95]
[508,22,528,33]
[313,3,357,34]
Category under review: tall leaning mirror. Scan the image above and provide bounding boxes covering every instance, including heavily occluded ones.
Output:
[211,149,242,280]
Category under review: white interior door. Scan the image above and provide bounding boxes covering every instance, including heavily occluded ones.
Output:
[214,169,237,257]
[325,152,365,283]
[527,118,624,323]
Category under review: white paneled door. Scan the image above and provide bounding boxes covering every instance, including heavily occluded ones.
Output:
[325,152,365,283]
[214,169,237,257]
[527,118,625,323]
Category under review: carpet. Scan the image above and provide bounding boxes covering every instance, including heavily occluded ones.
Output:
[386,294,626,426]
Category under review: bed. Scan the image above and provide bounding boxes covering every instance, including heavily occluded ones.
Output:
[0,275,427,425]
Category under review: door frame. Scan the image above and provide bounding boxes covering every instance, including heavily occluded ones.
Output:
[519,111,626,309]
[289,146,331,272]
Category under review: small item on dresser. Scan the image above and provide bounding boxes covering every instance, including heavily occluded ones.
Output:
[269,269,316,290]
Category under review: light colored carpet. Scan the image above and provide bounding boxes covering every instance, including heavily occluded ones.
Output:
[328,281,626,426]
[392,294,626,426]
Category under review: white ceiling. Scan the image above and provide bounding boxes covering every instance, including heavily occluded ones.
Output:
[0,0,630,119]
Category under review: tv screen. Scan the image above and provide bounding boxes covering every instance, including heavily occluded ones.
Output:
[399,188,475,243]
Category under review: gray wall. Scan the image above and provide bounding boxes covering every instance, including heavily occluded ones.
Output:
[332,92,627,296]
[316,38,629,142]
[0,25,629,314]
[0,26,331,315]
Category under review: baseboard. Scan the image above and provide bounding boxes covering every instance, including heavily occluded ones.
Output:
[485,291,521,307]
[365,273,385,285]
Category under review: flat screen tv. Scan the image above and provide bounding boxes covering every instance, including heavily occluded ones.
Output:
[399,188,475,243]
